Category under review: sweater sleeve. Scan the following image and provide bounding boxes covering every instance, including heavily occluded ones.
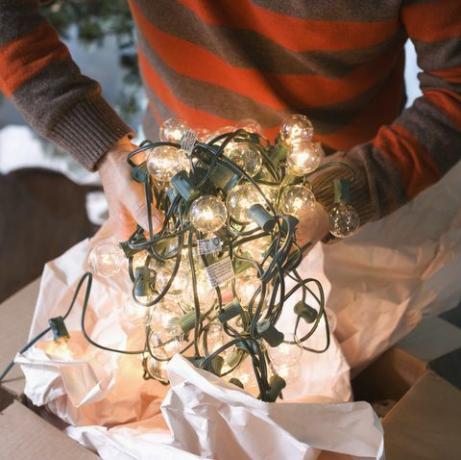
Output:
[311,0,461,226]
[0,0,133,170]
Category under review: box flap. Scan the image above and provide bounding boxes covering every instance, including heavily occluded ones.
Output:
[0,400,98,459]
[383,371,461,460]
[353,347,427,403]
[0,279,41,396]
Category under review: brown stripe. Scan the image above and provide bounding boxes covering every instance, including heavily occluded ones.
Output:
[0,1,44,46]
[397,96,461,173]
[137,35,287,127]
[420,73,461,93]
[412,38,461,72]
[251,0,401,22]
[133,0,401,77]
[138,32,406,137]
[9,58,100,133]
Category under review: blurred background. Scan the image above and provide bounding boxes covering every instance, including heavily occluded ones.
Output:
[0,0,423,302]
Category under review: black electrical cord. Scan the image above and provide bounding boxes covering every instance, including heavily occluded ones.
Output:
[0,272,93,382]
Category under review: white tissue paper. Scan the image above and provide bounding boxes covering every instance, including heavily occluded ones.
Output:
[16,159,461,459]
[16,225,384,459]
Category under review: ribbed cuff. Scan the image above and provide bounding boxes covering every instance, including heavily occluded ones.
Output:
[310,151,378,229]
[49,96,134,170]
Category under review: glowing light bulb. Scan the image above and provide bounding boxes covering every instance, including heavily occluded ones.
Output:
[279,184,316,218]
[259,183,279,203]
[131,250,148,272]
[190,195,228,233]
[124,295,151,323]
[206,322,227,355]
[226,183,265,223]
[195,127,211,142]
[224,141,262,177]
[286,141,323,176]
[89,241,125,278]
[268,335,302,380]
[44,338,74,361]
[146,355,168,380]
[147,146,189,184]
[194,269,218,309]
[280,114,314,145]
[329,202,360,238]
[207,126,236,145]
[155,265,190,296]
[235,269,270,309]
[236,118,262,135]
[150,300,185,346]
[237,235,272,263]
[159,118,191,143]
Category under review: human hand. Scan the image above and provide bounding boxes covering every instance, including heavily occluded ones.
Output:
[98,136,163,239]
[295,202,330,250]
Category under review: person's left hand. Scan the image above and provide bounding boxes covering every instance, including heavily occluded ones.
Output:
[295,202,330,250]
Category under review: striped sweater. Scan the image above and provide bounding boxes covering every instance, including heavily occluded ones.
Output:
[1,1,461,226]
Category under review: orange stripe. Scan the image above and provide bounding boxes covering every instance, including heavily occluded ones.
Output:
[402,0,461,42]
[0,22,69,96]
[131,1,400,109]
[373,124,439,199]
[318,54,405,151]
[430,66,461,84]
[425,89,461,130]
[138,48,235,130]
[178,0,398,52]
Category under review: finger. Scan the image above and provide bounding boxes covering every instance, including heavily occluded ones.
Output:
[110,204,138,240]
[125,180,164,234]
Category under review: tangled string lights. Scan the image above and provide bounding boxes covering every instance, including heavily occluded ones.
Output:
[85,115,360,402]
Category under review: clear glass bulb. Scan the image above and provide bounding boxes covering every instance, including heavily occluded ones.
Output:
[236,118,262,134]
[286,141,323,176]
[226,183,265,223]
[150,300,185,345]
[159,118,191,144]
[280,114,314,145]
[224,141,262,177]
[124,295,151,323]
[195,269,217,309]
[207,126,237,145]
[235,269,270,309]
[190,195,228,233]
[206,322,227,355]
[146,355,168,380]
[195,127,211,142]
[329,202,360,238]
[259,183,279,204]
[147,146,189,183]
[268,335,302,379]
[43,338,74,361]
[237,235,272,263]
[89,241,125,278]
[155,265,190,297]
[131,250,148,272]
[279,184,316,218]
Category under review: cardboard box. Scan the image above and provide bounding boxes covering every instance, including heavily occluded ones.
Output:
[0,279,98,459]
[352,315,461,460]
[1,279,460,459]
[383,371,461,460]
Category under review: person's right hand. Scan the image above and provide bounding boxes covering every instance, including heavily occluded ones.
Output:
[98,136,163,240]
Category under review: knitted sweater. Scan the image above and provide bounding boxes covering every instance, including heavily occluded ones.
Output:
[1,0,460,225]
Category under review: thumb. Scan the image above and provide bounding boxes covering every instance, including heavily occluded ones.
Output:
[125,181,163,235]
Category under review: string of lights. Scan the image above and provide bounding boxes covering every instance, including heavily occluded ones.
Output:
[1,115,360,403]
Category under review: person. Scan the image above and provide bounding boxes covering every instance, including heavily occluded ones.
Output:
[1,0,460,242]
